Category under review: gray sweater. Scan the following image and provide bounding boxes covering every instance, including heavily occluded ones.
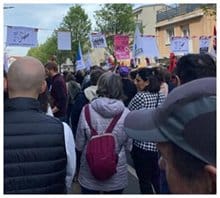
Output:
[76,97,132,191]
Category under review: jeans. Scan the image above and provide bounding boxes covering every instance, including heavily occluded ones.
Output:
[131,145,160,194]
[160,170,170,194]
[80,186,124,194]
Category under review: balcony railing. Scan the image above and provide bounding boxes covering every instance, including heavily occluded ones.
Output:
[156,4,213,22]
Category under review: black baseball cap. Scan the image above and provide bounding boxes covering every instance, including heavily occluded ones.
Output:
[124,77,216,166]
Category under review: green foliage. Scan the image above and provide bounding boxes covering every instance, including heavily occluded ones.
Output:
[94,4,136,55]
[60,5,92,55]
[27,35,57,64]
[201,4,216,17]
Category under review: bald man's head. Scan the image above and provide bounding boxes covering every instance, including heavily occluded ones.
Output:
[7,56,46,98]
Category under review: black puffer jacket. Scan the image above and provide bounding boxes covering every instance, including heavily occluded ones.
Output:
[4,98,67,194]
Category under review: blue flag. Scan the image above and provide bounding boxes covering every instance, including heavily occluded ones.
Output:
[76,42,85,71]
[132,25,143,59]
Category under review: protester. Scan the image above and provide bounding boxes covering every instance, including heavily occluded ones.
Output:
[45,61,67,121]
[70,68,105,184]
[65,72,81,125]
[128,67,166,194]
[129,69,138,82]
[75,72,132,194]
[4,56,76,194]
[71,68,105,137]
[124,77,216,194]
[175,53,216,84]
[45,55,57,90]
[38,88,54,116]
[156,66,169,97]
[168,52,177,73]
[81,70,91,90]
[145,57,150,66]
[118,66,137,107]
[75,69,85,86]
[158,52,217,193]
[168,74,180,93]
[4,69,8,100]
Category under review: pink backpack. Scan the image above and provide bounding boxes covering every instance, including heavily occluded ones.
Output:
[84,104,122,180]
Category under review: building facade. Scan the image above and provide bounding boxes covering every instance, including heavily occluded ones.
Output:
[133,4,167,35]
[156,4,216,58]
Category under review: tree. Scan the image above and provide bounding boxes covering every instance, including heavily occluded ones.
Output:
[94,4,136,57]
[28,5,92,65]
[60,5,92,59]
[201,4,216,17]
[27,34,57,64]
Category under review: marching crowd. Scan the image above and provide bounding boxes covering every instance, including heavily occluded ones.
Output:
[4,53,216,194]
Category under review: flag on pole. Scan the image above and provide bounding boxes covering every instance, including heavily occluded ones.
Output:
[114,35,130,60]
[57,31,71,50]
[141,36,160,58]
[89,33,107,48]
[199,36,211,54]
[6,26,38,47]
[170,37,189,54]
[85,51,92,71]
[76,42,86,71]
[132,25,143,59]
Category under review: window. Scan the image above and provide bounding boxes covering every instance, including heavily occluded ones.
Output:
[181,24,192,52]
[165,27,174,45]
[181,25,190,37]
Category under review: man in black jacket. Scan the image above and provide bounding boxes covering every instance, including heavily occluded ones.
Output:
[45,61,67,121]
[4,56,75,194]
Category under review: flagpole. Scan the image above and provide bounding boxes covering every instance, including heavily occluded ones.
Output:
[133,22,141,68]
[76,41,86,71]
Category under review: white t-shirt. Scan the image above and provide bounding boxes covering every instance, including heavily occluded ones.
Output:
[63,122,76,191]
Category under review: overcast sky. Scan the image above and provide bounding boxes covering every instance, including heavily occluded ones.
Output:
[4,4,101,56]
[3,3,146,57]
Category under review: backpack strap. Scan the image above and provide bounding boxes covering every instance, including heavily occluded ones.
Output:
[85,104,123,136]
[105,111,123,134]
[84,104,98,136]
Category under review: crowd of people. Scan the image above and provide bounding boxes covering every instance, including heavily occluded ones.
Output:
[4,52,216,194]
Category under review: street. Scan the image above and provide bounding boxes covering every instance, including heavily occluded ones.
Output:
[69,165,140,194]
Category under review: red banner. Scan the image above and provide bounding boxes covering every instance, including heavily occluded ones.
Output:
[114,35,130,60]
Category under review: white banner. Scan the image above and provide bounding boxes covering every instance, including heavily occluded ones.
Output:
[170,37,189,54]
[89,33,107,48]
[6,26,38,47]
[199,36,210,53]
[57,31,71,50]
[142,36,159,58]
